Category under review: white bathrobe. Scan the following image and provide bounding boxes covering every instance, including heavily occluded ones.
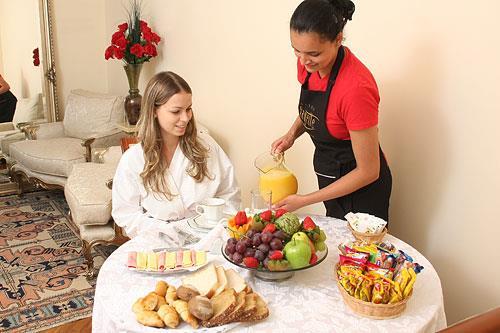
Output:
[112,132,240,238]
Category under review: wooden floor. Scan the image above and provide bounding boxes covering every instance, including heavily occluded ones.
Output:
[43,317,92,333]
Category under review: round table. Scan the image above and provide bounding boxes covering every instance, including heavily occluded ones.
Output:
[92,216,447,333]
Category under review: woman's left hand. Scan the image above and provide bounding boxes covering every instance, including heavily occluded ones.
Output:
[272,194,308,212]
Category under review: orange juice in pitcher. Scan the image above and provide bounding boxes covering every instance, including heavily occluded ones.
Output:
[255,152,298,204]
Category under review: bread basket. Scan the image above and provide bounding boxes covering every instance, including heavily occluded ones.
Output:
[348,223,387,243]
[334,263,411,319]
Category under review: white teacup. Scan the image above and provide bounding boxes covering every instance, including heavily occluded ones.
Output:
[195,198,227,226]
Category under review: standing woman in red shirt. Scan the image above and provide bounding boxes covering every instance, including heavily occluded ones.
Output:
[272,0,392,222]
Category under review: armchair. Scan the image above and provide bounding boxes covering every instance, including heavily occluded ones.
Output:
[0,94,46,159]
[8,89,125,192]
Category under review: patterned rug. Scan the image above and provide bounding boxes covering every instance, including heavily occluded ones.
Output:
[0,190,117,332]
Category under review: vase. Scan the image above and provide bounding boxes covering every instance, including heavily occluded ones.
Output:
[123,63,143,125]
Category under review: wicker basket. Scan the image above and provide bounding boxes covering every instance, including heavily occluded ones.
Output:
[348,224,387,243]
[334,264,411,319]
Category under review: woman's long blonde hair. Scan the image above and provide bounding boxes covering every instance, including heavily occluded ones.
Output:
[137,71,210,200]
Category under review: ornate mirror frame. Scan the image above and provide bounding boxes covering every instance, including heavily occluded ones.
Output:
[39,0,59,122]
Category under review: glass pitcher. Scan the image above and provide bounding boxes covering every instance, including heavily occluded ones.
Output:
[254,151,298,204]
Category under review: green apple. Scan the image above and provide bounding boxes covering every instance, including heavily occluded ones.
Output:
[283,239,312,269]
[292,232,315,254]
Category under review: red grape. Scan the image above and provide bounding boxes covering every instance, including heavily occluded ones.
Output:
[225,243,236,255]
[244,248,256,258]
[261,232,273,244]
[236,241,246,254]
[270,238,283,250]
[257,243,270,254]
[254,249,266,262]
[252,234,262,247]
[232,252,243,263]
[273,230,287,240]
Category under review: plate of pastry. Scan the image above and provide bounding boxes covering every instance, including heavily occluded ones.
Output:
[126,249,210,274]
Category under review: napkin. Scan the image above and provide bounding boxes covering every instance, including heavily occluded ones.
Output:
[192,223,225,253]
[345,212,387,233]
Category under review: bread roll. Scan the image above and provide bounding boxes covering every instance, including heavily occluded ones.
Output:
[188,296,213,320]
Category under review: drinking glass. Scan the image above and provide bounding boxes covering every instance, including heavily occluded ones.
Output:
[250,189,272,214]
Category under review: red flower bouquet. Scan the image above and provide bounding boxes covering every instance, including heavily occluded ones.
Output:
[104,3,161,64]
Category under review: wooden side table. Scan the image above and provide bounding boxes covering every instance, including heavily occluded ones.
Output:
[116,122,139,152]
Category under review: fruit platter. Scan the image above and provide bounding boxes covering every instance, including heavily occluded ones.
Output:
[223,209,328,281]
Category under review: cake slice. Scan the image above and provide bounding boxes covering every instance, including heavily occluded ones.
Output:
[201,288,237,327]
[182,263,219,298]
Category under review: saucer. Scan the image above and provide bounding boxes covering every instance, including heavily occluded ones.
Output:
[187,214,219,232]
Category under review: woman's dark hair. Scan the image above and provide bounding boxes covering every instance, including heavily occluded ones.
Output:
[290,0,355,41]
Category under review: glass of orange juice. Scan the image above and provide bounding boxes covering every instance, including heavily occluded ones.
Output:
[254,152,298,204]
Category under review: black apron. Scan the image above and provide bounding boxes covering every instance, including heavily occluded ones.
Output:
[298,46,392,222]
[0,90,17,123]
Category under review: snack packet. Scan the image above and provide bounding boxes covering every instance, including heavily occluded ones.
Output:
[403,267,417,298]
[366,262,394,280]
[371,278,392,304]
[388,282,403,304]
[373,251,396,269]
[354,275,373,302]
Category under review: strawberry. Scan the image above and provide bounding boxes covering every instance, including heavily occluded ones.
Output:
[259,210,273,222]
[234,211,248,226]
[275,208,287,219]
[269,250,284,260]
[262,223,276,234]
[309,253,318,265]
[243,257,259,268]
[302,216,316,231]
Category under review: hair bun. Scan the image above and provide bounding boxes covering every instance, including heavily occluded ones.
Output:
[329,0,355,21]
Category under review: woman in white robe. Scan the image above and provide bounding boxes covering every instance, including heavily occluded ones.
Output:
[112,71,240,238]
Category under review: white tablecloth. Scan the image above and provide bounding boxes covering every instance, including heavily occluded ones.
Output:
[92,216,447,333]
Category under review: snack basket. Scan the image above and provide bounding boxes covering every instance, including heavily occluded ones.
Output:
[348,223,387,243]
[334,263,412,319]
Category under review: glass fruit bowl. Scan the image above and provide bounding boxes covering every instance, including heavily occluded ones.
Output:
[221,244,328,281]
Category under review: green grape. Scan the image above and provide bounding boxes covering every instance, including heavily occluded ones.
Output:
[314,241,326,251]
[319,230,327,242]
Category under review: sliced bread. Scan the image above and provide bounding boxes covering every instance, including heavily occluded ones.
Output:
[240,293,269,322]
[213,266,228,297]
[238,293,258,320]
[201,288,237,327]
[225,268,247,293]
[182,264,218,298]
[218,291,247,325]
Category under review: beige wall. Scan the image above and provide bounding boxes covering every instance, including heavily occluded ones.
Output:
[0,0,42,98]
[53,0,500,324]
[52,0,108,115]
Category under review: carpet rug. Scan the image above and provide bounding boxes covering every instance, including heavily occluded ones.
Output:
[0,190,117,332]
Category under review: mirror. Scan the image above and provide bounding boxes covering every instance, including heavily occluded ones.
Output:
[0,0,59,123]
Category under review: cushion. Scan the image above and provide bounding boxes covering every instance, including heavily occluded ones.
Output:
[79,222,116,242]
[9,138,86,177]
[12,94,44,125]
[65,162,117,226]
[63,89,124,140]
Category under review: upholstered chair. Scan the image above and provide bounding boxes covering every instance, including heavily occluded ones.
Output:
[0,94,46,159]
[64,145,128,278]
[8,90,125,191]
